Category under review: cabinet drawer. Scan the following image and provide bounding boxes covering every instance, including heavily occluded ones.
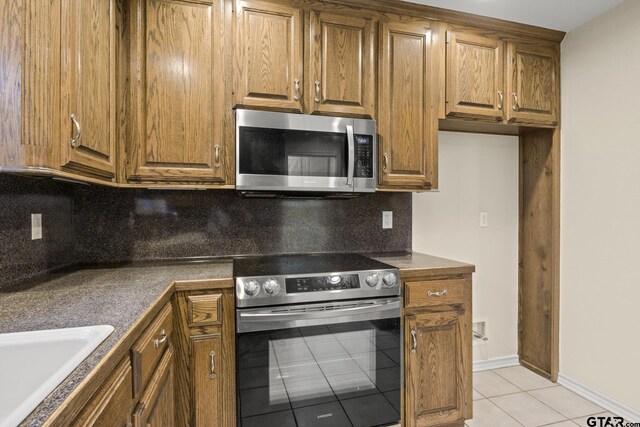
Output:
[405,278,466,308]
[188,294,222,327]
[132,303,173,397]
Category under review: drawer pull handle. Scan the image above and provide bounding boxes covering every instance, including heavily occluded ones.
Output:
[512,92,520,111]
[427,289,448,297]
[497,90,504,110]
[210,351,216,379]
[410,329,417,353]
[213,144,221,168]
[383,153,390,174]
[153,329,168,349]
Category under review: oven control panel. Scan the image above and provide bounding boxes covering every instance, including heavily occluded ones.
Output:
[285,274,360,293]
[236,269,400,308]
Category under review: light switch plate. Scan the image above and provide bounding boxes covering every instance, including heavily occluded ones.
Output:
[31,213,42,240]
[479,212,488,228]
[382,211,393,229]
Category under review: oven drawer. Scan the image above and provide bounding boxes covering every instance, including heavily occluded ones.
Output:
[405,278,466,308]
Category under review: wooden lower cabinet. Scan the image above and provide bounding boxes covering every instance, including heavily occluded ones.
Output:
[174,285,236,426]
[191,334,223,425]
[403,274,472,427]
[71,358,134,427]
[133,347,175,427]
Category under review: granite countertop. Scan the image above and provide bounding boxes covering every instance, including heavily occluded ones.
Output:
[372,252,476,274]
[0,260,233,427]
[0,252,473,426]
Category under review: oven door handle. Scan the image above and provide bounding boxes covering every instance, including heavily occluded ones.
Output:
[346,124,355,187]
[238,298,400,324]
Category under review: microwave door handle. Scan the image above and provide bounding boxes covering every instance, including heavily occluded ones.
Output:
[346,125,355,187]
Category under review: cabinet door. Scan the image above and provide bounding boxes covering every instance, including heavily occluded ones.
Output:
[191,334,222,426]
[71,358,134,427]
[133,347,175,427]
[405,310,466,427]
[506,41,558,126]
[446,31,504,121]
[308,11,375,117]
[128,0,227,184]
[378,20,438,190]
[234,0,303,111]
[60,0,117,179]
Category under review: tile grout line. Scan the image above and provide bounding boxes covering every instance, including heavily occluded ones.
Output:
[471,397,527,427]
[487,369,571,427]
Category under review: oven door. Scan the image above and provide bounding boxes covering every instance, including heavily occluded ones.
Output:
[236,298,401,427]
[236,109,375,193]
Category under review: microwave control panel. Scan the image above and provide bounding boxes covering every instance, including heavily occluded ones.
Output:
[355,135,374,178]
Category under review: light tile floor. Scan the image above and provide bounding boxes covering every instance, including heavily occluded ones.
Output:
[466,366,621,427]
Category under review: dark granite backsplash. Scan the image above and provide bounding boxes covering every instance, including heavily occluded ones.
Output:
[0,175,76,288]
[1,175,411,289]
[73,186,411,263]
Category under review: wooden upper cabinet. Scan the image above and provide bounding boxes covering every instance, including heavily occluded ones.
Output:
[405,310,466,427]
[234,0,304,112]
[307,11,375,117]
[446,31,505,121]
[506,41,559,126]
[128,0,228,184]
[60,0,117,180]
[378,20,439,190]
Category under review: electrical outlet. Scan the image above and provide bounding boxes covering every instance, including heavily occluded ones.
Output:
[479,212,489,227]
[382,211,393,229]
[31,213,42,240]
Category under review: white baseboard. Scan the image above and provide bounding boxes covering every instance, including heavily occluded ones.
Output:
[473,355,519,372]
[557,373,640,423]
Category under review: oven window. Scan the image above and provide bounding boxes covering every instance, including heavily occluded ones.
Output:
[239,127,347,178]
[237,319,401,427]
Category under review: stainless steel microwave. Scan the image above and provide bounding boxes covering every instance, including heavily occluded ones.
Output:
[235,109,376,194]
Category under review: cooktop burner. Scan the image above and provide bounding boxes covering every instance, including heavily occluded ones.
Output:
[233,253,395,277]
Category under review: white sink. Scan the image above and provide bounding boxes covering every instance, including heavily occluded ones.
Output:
[0,325,114,427]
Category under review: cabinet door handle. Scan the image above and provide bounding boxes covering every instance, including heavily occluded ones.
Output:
[512,92,520,111]
[293,79,300,101]
[213,144,221,168]
[427,289,448,297]
[210,351,217,379]
[153,329,167,349]
[497,91,504,110]
[70,114,81,148]
[314,80,321,103]
[410,329,417,353]
[383,153,389,174]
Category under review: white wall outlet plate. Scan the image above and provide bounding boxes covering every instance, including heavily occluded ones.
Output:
[479,212,489,227]
[31,213,42,240]
[382,211,393,229]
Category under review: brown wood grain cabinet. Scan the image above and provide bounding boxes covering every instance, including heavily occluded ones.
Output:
[233,0,304,112]
[445,28,559,127]
[446,30,505,121]
[378,19,441,191]
[60,0,117,180]
[128,0,231,185]
[70,358,135,427]
[307,11,376,117]
[403,274,473,427]
[506,41,559,126]
[132,347,175,427]
[174,287,236,426]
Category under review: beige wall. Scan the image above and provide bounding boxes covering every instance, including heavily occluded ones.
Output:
[412,131,519,361]
[560,0,640,411]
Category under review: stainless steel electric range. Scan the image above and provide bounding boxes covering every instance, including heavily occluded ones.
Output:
[234,253,402,427]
